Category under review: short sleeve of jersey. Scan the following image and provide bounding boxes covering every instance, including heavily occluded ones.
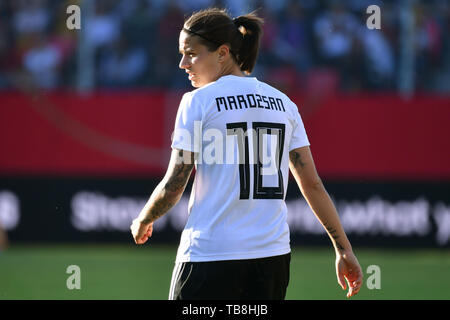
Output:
[171,92,203,153]
[289,106,310,151]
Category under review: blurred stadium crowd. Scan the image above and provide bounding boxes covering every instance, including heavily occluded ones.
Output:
[0,0,449,93]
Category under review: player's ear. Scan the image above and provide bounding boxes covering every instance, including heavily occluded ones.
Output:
[217,44,230,62]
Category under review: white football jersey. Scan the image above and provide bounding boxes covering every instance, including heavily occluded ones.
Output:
[171,75,309,262]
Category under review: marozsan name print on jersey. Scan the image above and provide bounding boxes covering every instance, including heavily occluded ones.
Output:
[216,94,286,112]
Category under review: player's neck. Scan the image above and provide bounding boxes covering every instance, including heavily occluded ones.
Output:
[218,62,244,80]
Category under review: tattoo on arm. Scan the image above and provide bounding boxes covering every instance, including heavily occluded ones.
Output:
[289,150,306,169]
[141,150,194,223]
[164,150,195,192]
[324,223,345,251]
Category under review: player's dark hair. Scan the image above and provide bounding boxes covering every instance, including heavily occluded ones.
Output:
[183,8,264,75]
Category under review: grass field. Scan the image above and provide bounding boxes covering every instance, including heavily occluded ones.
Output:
[0,244,449,300]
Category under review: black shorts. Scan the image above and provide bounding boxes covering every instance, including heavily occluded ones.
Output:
[168,253,291,300]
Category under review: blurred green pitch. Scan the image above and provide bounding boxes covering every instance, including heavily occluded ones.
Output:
[0,244,449,300]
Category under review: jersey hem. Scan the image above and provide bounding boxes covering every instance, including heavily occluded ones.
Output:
[175,247,291,263]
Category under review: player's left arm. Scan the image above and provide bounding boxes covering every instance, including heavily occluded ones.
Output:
[131,148,195,244]
[289,146,363,298]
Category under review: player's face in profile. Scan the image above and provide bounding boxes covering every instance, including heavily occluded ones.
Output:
[179,31,222,88]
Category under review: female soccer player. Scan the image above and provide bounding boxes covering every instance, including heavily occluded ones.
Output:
[131,8,362,300]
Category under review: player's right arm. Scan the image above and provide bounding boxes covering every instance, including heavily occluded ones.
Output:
[289,146,363,298]
[131,148,195,245]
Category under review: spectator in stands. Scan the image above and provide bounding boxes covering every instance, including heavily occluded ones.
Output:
[262,0,306,94]
[11,0,51,36]
[0,0,448,93]
[47,0,80,87]
[276,0,312,73]
[98,32,149,87]
[153,1,186,88]
[313,1,359,90]
[428,0,450,92]
[84,0,121,51]
[252,0,280,80]
[357,7,395,90]
[22,32,63,89]
[8,0,54,86]
[121,0,157,48]
[313,2,358,62]
[414,2,445,91]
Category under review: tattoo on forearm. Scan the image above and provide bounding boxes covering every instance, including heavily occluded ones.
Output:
[289,150,306,169]
[141,197,174,224]
[324,223,345,251]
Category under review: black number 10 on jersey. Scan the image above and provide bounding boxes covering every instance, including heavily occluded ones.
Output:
[226,122,285,200]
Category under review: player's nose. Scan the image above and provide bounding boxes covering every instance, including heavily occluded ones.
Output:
[179,55,191,70]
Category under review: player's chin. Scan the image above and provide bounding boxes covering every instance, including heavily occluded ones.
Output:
[191,79,201,88]
[190,77,207,88]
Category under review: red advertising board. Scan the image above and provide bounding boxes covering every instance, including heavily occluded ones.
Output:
[1,91,449,180]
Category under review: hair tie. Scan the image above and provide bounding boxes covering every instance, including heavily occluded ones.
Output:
[232,17,240,28]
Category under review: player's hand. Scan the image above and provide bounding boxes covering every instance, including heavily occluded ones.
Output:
[335,250,363,298]
[130,218,153,245]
